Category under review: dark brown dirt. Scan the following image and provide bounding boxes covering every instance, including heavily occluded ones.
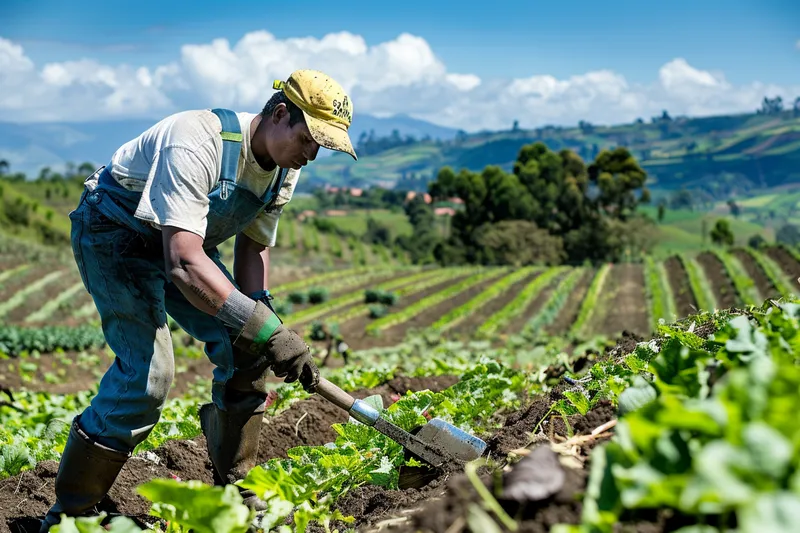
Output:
[5,271,83,324]
[334,273,474,351]
[0,266,54,316]
[592,264,650,338]
[696,252,739,309]
[0,375,458,532]
[732,249,778,301]
[503,271,565,337]
[546,269,594,335]
[331,393,618,533]
[450,270,542,340]
[0,351,223,399]
[375,272,509,346]
[764,246,800,283]
[665,256,698,319]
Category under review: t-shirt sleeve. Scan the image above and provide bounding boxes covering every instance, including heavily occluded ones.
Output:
[133,142,218,238]
[241,168,300,247]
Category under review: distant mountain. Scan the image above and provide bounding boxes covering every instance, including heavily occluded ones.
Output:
[0,112,458,177]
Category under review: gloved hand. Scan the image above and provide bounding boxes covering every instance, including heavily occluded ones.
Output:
[263,325,319,392]
[233,301,320,392]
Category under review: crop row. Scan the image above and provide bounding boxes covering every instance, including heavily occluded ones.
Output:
[24,281,85,323]
[743,247,797,298]
[286,269,436,325]
[520,267,585,337]
[712,249,760,306]
[0,270,64,319]
[0,324,106,357]
[365,268,508,333]
[429,267,537,332]
[0,263,30,284]
[320,267,475,326]
[643,256,676,330]
[678,254,717,312]
[569,264,611,338]
[475,267,567,339]
[271,265,392,294]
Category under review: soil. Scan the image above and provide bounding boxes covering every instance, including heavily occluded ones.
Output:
[664,256,698,318]
[376,271,509,347]
[0,375,458,533]
[695,252,739,309]
[330,394,619,533]
[503,271,566,336]
[0,265,54,315]
[449,270,542,340]
[5,271,82,324]
[285,270,404,318]
[0,349,223,398]
[732,249,778,300]
[764,246,800,281]
[545,269,593,335]
[591,264,650,339]
[336,273,474,351]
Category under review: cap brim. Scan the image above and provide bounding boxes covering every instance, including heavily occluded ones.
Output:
[304,112,358,161]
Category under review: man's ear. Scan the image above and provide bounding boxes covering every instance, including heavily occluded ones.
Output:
[271,103,288,125]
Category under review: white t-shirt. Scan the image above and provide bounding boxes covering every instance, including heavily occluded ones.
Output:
[104,109,300,247]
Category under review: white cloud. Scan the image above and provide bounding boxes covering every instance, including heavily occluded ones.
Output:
[0,33,797,131]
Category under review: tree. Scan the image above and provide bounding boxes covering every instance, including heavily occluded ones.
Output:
[512,120,519,131]
[473,220,565,266]
[710,219,734,246]
[794,97,800,117]
[748,234,766,248]
[587,147,649,221]
[670,188,694,210]
[776,224,800,246]
[0,159,8,175]
[657,201,666,223]
[758,96,783,115]
[727,200,741,218]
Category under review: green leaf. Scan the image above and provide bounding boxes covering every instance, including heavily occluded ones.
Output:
[738,492,800,533]
[617,376,657,416]
[563,390,590,415]
[51,514,142,533]
[136,479,252,533]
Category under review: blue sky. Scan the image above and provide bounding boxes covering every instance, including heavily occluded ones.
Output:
[3,0,798,84]
[0,0,798,128]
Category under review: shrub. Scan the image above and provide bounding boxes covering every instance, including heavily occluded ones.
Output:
[287,291,308,305]
[307,287,329,304]
[368,305,389,319]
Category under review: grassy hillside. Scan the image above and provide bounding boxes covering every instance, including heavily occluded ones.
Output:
[303,110,800,192]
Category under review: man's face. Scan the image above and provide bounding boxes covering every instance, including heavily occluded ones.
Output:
[262,105,321,171]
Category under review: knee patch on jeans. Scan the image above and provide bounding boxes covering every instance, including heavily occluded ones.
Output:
[145,324,175,405]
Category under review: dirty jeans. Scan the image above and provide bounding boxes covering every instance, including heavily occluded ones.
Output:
[69,187,270,453]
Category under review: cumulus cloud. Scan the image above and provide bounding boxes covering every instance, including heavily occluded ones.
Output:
[0,33,797,131]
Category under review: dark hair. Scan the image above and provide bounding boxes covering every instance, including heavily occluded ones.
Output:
[261,91,306,127]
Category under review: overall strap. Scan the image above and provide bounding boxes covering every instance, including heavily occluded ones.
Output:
[211,108,242,200]
[262,167,289,203]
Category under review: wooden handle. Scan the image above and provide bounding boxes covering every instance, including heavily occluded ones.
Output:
[315,378,356,412]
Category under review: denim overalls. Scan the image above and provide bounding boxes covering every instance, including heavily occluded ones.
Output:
[69,109,288,452]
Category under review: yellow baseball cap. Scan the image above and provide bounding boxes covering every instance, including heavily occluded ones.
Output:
[273,70,357,161]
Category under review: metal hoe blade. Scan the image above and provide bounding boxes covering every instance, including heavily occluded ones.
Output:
[373,418,449,467]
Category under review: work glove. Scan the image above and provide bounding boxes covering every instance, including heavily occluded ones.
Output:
[233,301,320,392]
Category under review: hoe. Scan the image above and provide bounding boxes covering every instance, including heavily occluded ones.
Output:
[315,377,487,487]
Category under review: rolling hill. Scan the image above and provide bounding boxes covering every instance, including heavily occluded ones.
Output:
[300,110,800,194]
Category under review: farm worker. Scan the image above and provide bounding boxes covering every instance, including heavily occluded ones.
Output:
[40,70,357,531]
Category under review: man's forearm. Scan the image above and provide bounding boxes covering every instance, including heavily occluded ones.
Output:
[234,233,270,295]
[163,228,239,317]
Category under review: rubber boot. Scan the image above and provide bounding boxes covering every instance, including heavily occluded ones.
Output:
[199,403,267,511]
[39,417,130,532]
